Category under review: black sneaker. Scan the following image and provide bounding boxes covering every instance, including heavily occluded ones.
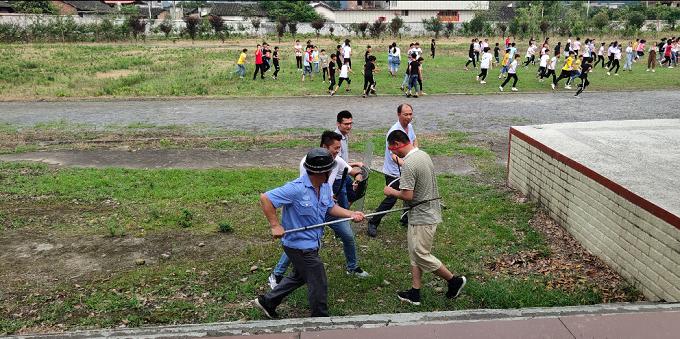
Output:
[397,288,421,305]
[367,223,378,237]
[446,276,467,299]
[253,296,278,319]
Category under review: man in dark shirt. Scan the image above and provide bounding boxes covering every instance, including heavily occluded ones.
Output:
[575,59,592,97]
[464,39,476,70]
[328,54,337,95]
[272,46,280,80]
[362,55,377,98]
[430,39,436,59]
[407,55,421,98]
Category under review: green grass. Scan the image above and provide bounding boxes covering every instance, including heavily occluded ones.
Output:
[1,42,679,99]
[0,163,639,334]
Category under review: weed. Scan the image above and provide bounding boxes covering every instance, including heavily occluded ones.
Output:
[218,221,234,233]
[178,208,193,228]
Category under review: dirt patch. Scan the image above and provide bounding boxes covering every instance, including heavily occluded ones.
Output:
[0,148,477,175]
[94,70,136,79]
[0,228,257,294]
[487,208,644,302]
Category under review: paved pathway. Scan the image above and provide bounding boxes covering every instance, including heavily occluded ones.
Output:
[2,91,680,135]
[10,303,680,338]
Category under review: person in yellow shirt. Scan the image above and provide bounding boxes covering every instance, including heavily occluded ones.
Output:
[497,48,511,79]
[552,51,574,90]
[235,48,247,79]
[566,55,583,88]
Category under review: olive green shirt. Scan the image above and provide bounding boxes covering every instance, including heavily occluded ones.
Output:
[399,148,442,225]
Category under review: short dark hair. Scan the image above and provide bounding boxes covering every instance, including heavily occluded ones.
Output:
[330,53,336,58]
[337,110,352,122]
[397,103,413,114]
[242,48,247,52]
[320,49,325,52]
[387,130,410,145]
[320,130,342,147]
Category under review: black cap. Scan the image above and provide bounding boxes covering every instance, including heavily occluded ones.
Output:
[304,148,336,173]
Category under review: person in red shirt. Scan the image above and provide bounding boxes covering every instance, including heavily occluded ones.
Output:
[253,44,265,80]
[662,40,673,68]
[505,36,510,49]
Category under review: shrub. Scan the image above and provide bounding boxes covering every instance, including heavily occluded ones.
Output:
[368,19,386,39]
[159,18,173,39]
[311,18,325,38]
[422,17,443,38]
[276,16,287,42]
[184,15,200,40]
[251,18,261,35]
[218,221,234,233]
[127,16,146,40]
[357,21,369,38]
[444,22,454,38]
[288,21,298,37]
[178,209,193,228]
[626,11,645,32]
[388,16,404,37]
[208,15,224,41]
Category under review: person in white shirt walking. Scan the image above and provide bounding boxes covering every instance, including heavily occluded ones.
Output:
[537,51,550,80]
[477,47,492,84]
[540,52,559,84]
[607,42,621,75]
[499,54,520,92]
[623,41,634,71]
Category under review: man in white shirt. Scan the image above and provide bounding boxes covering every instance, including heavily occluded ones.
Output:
[334,110,365,203]
[367,103,419,237]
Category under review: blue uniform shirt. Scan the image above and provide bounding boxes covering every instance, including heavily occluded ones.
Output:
[265,174,335,250]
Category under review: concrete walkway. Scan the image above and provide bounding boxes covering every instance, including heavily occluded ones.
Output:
[10,303,680,338]
[2,91,680,134]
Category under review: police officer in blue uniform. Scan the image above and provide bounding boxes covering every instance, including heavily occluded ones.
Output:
[253,148,365,318]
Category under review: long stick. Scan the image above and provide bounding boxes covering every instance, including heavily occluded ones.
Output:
[283,197,441,234]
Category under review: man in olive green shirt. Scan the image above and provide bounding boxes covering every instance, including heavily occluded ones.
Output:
[382,129,466,306]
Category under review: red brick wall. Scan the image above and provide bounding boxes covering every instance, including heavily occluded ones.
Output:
[51,1,77,15]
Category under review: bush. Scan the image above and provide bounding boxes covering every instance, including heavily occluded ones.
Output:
[178,209,193,228]
[357,22,369,38]
[445,22,454,38]
[288,21,298,37]
[159,18,173,39]
[389,16,404,38]
[626,11,645,32]
[251,18,261,35]
[311,18,325,37]
[218,221,234,233]
[127,16,146,40]
[422,17,443,38]
[368,19,386,39]
[184,15,201,40]
[276,16,287,42]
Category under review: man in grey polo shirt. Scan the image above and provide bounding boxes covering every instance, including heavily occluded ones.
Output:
[367,103,418,237]
[382,129,466,306]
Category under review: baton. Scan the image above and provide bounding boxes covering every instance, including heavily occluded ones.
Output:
[282,197,441,234]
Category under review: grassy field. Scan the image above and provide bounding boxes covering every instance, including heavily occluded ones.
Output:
[0,160,641,334]
[1,40,679,100]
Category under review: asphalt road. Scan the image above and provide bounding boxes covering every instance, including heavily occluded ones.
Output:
[2,91,680,135]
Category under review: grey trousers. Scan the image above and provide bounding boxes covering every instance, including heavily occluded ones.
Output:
[262,246,329,317]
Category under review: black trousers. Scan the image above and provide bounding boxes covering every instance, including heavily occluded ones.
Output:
[338,77,350,88]
[363,75,375,94]
[500,73,518,87]
[262,246,328,317]
[606,54,614,67]
[431,48,435,59]
[465,54,476,68]
[273,61,280,77]
[368,174,407,227]
[575,75,590,96]
[253,63,265,79]
[328,74,336,91]
[594,55,605,68]
[478,68,488,80]
[554,69,572,85]
[542,69,556,82]
[262,58,270,73]
[296,56,302,69]
[537,66,546,78]
[322,67,328,81]
[608,59,620,73]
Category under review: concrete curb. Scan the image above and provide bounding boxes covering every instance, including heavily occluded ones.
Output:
[8,302,680,338]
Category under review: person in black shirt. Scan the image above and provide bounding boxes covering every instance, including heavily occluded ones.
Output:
[430,39,436,59]
[493,42,500,64]
[262,43,271,74]
[465,38,476,70]
[554,42,561,58]
[328,54,337,95]
[272,46,280,80]
[364,45,372,64]
[362,55,377,98]
[575,59,592,97]
[406,55,422,98]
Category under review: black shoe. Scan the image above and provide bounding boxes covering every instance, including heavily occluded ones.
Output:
[367,223,378,237]
[253,296,278,319]
[397,288,421,305]
[446,276,467,299]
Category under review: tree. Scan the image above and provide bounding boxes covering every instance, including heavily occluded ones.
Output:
[275,16,288,43]
[497,22,507,36]
[626,11,645,32]
[209,15,225,42]
[389,16,404,38]
[11,0,57,14]
[159,19,173,39]
[127,16,146,40]
[182,1,207,10]
[422,17,443,38]
[251,18,261,35]
[184,16,200,41]
[288,21,298,37]
[444,22,454,38]
[260,1,320,22]
[539,20,550,36]
[357,22,369,38]
[311,18,325,38]
[368,19,387,39]
[664,7,680,30]
[468,15,485,35]
[592,11,609,36]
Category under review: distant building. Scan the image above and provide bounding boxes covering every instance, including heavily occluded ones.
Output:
[52,1,115,17]
[312,1,489,24]
[0,1,16,13]
[189,1,268,21]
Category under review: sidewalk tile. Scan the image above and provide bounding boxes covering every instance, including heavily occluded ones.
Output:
[300,318,573,339]
[560,311,680,339]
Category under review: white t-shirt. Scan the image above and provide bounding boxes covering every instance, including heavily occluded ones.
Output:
[508,59,518,74]
[540,54,549,67]
[343,45,352,59]
[573,40,581,51]
[413,47,423,58]
[614,47,622,60]
[567,39,572,51]
[625,46,633,54]
[473,42,480,52]
[391,47,401,59]
[481,41,489,49]
[608,46,616,55]
[548,56,558,70]
[299,154,350,184]
[582,47,590,57]
[480,52,492,69]
[526,45,535,57]
[598,46,604,56]
[339,64,349,78]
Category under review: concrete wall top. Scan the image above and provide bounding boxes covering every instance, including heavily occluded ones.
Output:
[509,119,680,228]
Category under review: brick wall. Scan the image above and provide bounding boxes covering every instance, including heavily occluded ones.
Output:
[508,130,680,302]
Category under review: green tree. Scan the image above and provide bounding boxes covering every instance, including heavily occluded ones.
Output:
[276,16,288,42]
[11,0,57,14]
[208,15,225,42]
[357,22,369,38]
[184,16,200,41]
[664,7,680,30]
[626,11,645,32]
[127,16,146,40]
[592,11,609,36]
[468,15,485,35]
[497,22,507,36]
[368,19,387,39]
[444,22,455,38]
[422,17,443,38]
[261,1,320,22]
[288,21,298,37]
[389,16,404,38]
[251,18,261,35]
